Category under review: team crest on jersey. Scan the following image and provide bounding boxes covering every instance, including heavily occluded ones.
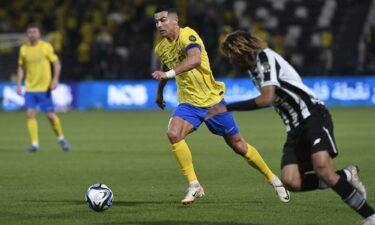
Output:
[189,35,197,42]
[261,61,271,72]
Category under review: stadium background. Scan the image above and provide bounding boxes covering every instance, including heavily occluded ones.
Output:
[0,1,375,225]
[1,0,375,111]
[0,0,375,80]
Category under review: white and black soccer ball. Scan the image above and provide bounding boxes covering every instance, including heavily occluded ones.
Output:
[85,184,113,212]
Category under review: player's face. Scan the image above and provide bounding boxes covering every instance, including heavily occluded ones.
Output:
[26,27,41,43]
[227,50,256,71]
[154,11,177,38]
[229,54,250,71]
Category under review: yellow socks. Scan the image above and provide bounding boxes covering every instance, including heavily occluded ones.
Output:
[172,139,197,183]
[244,144,274,182]
[49,116,64,139]
[27,118,38,146]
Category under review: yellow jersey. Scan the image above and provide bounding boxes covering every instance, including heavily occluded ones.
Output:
[155,27,225,107]
[18,40,58,92]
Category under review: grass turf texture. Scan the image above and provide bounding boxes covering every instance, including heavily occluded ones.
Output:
[0,108,374,225]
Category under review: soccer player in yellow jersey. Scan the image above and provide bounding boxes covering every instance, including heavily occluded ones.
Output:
[152,6,289,205]
[16,24,70,153]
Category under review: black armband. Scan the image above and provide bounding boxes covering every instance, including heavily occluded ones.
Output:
[226,99,264,111]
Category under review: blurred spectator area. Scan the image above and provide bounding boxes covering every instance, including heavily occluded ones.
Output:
[0,0,374,82]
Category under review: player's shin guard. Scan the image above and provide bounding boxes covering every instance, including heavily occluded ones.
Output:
[244,144,274,182]
[27,118,38,146]
[332,176,375,218]
[172,139,197,183]
[49,116,64,139]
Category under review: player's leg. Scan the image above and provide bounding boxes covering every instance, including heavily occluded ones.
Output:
[26,108,39,152]
[41,92,70,151]
[204,107,275,182]
[279,140,339,192]
[288,164,367,196]
[281,164,302,191]
[45,112,70,151]
[312,151,375,222]
[168,116,197,183]
[279,134,327,192]
[297,105,367,197]
[280,148,333,192]
[223,134,290,203]
[223,134,275,181]
[169,104,204,205]
[24,92,39,152]
[203,103,273,180]
[204,104,289,202]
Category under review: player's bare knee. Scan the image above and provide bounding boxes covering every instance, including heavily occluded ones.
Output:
[167,129,183,143]
[282,177,301,191]
[46,112,56,121]
[26,111,36,119]
[228,138,247,155]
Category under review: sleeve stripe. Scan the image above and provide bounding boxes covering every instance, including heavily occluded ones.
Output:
[258,51,271,82]
[264,71,271,81]
[186,43,201,52]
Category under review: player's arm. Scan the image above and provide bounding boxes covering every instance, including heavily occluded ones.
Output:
[16,65,25,96]
[16,46,25,95]
[155,64,169,110]
[206,51,280,119]
[51,59,61,90]
[173,47,201,74]
[227,85,275,110]
[152,47,201,80]
[205,85,276,120]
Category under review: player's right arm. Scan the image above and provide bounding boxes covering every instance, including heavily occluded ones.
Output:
[16,46,25,96]
[155,64,169,110]
[16,66,25,96]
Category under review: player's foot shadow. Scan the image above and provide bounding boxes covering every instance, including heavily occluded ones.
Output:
[114,199,264,207]
[103,221,262,225]
[19,199,177,206]
[20,199,265,208]
[20,199,84,205]
[114,200,178,206]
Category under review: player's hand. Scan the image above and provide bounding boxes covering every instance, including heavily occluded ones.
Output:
[155,95,166,110]
[205,104,228,120]
[51,79,59,90]
[16,86,22,96]
[152,71,167,80]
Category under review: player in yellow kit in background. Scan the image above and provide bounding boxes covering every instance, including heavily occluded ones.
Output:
[16,24,70,152]
[151,6,289,205]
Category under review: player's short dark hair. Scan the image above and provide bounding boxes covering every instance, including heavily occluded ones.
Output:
[154,5,178,16]
[26,23,40,30]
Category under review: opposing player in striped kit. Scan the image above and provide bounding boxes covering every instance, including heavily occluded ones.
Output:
[206,30,375,225]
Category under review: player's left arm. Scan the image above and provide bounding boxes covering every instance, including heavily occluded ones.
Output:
[46,43,61,90]
[152,47,201,80]
[16,46,25,96]
[51,59,61,90]
[173,47,201,74]
[205,85,276,120]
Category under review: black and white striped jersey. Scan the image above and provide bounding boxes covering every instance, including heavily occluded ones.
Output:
[248,48,322,132]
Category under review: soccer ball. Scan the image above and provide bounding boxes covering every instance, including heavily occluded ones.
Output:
[85,184,113,212]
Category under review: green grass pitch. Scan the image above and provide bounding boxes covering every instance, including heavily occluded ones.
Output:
[0,108,374,225]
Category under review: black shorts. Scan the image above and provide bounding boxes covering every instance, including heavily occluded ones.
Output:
[281,104,339,172]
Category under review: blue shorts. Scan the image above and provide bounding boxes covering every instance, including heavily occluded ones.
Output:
[172,99,240,136]
[25,91,55,112]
